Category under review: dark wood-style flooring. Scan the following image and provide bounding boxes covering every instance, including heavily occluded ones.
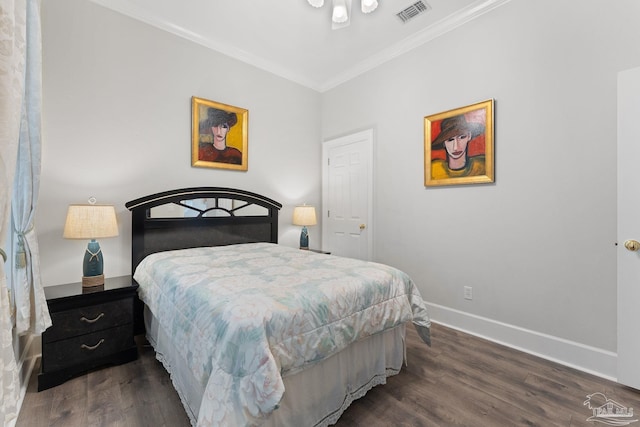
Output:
[17,323,640,426]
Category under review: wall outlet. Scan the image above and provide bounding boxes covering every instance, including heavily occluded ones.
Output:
[464,286,473,300]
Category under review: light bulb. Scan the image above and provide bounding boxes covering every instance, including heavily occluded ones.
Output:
[361,0,378,13]
[333,4,348,22]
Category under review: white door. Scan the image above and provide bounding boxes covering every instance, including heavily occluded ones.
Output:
[617,66,640,389]
[322,129,373,260]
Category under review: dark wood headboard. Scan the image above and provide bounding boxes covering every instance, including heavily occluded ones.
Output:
[125,187,282,274]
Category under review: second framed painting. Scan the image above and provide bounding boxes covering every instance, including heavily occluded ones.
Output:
[424,99,494,187]
[192,96,248,171]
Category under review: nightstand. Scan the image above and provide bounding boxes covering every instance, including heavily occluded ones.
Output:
[38,275,139,391]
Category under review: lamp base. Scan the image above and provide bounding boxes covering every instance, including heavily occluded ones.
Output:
[299,226,309,250]
[82,274,105,288]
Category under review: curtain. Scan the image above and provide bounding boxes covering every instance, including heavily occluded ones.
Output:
[0,0,27,423]
[11,0,50,335]
[0,0,46,424]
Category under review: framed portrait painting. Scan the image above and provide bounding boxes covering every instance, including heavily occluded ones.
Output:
[424,99,494,187]
[192,96,248,171]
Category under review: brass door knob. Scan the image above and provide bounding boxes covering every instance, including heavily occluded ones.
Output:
[359,224,366,230]
[624,240,640,251]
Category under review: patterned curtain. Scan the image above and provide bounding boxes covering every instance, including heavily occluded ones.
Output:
[11,0,50,335]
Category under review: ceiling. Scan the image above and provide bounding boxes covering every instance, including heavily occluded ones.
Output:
[89,0,509,92]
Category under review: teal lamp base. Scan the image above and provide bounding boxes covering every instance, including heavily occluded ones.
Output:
[299,226,309,250]
[82,239,105,287]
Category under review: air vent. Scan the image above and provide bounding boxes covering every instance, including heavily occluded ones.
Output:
[396,1,431,23]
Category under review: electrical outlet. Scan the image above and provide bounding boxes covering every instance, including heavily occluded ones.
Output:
[464,286,473,300]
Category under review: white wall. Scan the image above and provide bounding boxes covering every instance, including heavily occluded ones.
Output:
[38,0,322,286]
[322,0,640,365]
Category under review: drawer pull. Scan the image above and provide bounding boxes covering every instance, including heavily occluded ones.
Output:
[80,313,105,324]
[80,339,105,351]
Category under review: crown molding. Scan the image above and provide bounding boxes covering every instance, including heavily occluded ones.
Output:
[89,0,511,93]
[88,0,322,90]
[319,0,512,91]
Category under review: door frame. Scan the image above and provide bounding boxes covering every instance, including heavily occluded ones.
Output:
[321,128,374,260]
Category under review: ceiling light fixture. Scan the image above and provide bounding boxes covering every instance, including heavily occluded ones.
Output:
[308,0,378,29]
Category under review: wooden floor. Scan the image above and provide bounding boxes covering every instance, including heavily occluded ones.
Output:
[17,323,640,427]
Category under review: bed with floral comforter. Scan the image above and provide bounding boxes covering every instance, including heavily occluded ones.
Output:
[133,242,431,426]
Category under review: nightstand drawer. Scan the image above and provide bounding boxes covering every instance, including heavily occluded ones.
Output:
[44,298,133,343]
[42,324,133,372]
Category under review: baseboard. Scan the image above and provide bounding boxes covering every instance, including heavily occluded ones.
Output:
[426,302,617,382]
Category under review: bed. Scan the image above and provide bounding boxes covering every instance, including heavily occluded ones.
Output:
[125,187,431,427]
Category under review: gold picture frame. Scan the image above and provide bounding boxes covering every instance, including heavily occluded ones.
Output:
[424,99,494,187]
[192,96,248,171]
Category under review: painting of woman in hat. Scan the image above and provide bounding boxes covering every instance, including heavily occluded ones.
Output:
[424,99,494,186]
[430,114,485,179]
[198,107,242,165]
[192,97,248,171]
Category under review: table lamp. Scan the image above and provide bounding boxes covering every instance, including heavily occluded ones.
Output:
[63,200,119,287]
[293,205,317,250]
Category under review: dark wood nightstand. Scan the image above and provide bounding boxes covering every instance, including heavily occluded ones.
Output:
[38,275,139,391]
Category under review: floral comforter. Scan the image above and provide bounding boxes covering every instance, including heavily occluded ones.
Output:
[133,243,431,426]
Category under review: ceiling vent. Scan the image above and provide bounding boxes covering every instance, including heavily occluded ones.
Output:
[396,1,431,23]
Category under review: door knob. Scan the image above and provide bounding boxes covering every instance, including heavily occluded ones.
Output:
[624,240,640,251]
[359,224,366,230]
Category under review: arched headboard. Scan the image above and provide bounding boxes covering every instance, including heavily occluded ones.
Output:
[125,187,282,273]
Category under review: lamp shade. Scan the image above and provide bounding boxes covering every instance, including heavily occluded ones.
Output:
[308,0,324,7]
[63,204,119,239]
[293,205,317,226]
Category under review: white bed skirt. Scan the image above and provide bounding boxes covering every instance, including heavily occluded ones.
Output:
[144,306,407,426]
